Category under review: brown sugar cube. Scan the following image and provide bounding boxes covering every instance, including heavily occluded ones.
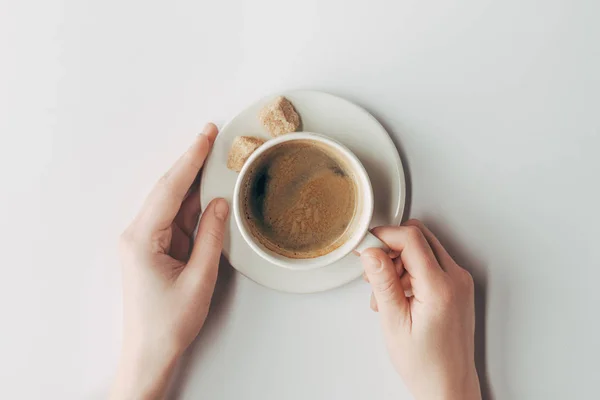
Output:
[227,136,266,172]
[258,96,301,137]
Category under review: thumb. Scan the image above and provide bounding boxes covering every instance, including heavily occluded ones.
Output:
[181,198,229,290]
[361,248,409,319]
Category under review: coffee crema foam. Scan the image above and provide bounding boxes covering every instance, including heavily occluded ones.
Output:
[242,140,358,259]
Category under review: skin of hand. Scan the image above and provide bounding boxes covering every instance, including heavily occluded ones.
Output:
[111,123,228,400]
[361,220,481,400]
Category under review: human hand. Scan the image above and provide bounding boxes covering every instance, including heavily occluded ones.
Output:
[111,123,228,400]
[361,220,481,400]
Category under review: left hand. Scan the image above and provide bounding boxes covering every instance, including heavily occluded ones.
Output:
[111,123,229,400]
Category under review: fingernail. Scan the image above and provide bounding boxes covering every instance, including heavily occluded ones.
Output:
[214,198,229,221]
[370,292,379,312]
[202,123,213,133]
[362,255,383,272]
[197,123,213,137]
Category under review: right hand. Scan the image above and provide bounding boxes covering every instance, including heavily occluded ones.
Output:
[360,220,481,400]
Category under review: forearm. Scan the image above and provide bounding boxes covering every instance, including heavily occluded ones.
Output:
[412,366,481,400]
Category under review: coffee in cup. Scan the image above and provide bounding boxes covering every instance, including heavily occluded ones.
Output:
[240,140,358,259]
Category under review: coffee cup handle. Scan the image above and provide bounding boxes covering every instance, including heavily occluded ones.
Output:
[354,231,390,255]
[354,232,414,297]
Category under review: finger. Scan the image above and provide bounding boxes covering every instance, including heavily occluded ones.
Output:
[394,256,405,276]
[392,255,412,296]
[364,251,402,284]
[141,123,217,231]
[404,219,458,272]
[388,250,401,259]
[201,122,219,144]
[372,225,444,285]
[368,257,412,300]
[170,222,191,261]
[361,248,409,320]
[182,198,229,287]
[175,188,201,236]
[370,272,412,299]
[370,292,378,312]
[400,273,413,297]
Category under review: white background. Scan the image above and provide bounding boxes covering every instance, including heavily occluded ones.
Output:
[1,1,599,399]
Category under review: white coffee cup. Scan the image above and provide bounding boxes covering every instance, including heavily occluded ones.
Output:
[233,132,388,270]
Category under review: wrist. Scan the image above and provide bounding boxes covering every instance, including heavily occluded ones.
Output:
[440,368,481,400]
[111,341,179,400]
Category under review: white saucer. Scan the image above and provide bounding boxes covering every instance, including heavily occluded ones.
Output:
[200,90,406,293]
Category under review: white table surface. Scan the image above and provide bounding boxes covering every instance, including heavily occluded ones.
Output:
[1,1,599,399]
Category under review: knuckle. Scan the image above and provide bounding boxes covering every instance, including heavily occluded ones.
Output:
[202,228,224,247]
[405,225,424,242]
[152,230,171,252]
[119,227,135,248]
[405,218,425,229]
[436,279,457,306]
[118,226,145,260]
[461,268,475,291]
[374,278,399,300]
